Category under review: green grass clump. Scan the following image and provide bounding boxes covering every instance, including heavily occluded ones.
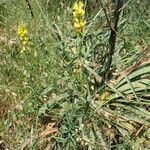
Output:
[0,0,150,149]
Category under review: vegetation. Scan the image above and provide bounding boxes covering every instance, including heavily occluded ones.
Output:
[0,0,150,149]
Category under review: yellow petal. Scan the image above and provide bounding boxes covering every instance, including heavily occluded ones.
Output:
[78,1,84,9]
[73,1,78,10]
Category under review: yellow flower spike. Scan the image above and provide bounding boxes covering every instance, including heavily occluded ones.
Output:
[73,1,85,35]
[17,23,29,53]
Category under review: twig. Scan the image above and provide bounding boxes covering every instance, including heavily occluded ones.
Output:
[135,125,144,137]
[25,0,34,18]
[105,0,124,81]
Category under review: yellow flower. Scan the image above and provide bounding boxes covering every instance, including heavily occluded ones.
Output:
[73,1,84,10]
[73,9,85,18]
[73,1,85,18]
[74,18,85,34]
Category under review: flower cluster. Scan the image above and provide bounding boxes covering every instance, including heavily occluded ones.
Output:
[17,23,29,53]
[73,1,85,34]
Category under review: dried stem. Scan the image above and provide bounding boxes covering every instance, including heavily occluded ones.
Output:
[25,0,34,18]
[105,0,124,81]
